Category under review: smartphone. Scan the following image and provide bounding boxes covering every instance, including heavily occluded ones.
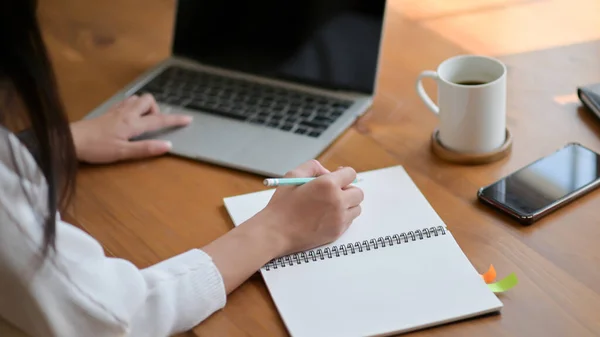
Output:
[477,142,600,224]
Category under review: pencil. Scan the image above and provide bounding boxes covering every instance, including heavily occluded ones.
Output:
[263,177,360,187]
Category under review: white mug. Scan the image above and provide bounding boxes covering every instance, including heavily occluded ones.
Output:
[416,55,507,153]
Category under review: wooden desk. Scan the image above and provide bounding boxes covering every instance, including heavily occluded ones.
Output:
[39,0,600,336]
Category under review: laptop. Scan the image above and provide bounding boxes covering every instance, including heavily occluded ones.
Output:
[84,0,388,177]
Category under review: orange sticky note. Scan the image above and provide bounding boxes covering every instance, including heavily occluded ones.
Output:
[481,264,496,284]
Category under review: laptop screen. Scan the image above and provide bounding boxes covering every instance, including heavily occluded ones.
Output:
[172,0,387,94]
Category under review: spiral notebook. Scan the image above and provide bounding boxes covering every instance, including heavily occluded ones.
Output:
[223,166,503,337]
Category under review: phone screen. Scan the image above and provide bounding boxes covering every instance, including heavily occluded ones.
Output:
[479,143,600,215]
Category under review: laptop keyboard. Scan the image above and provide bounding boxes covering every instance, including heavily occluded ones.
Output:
[134,66,354,138]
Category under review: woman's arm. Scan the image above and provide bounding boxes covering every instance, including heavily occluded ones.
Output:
[202,160,363,294]
[1,125,363,337]
[0,212,227,337]
[0,133,226,336]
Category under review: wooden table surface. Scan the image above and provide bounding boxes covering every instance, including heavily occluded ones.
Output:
[38,0,600,336]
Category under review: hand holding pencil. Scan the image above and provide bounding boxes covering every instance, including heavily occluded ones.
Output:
[259,160,364,255]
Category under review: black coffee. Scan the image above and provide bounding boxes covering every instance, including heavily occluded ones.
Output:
[456,80,487,85]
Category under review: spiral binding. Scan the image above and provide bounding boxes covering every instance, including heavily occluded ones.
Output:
[262,225,447,271]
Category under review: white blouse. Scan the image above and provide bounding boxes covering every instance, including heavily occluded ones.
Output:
[0,127,226,337]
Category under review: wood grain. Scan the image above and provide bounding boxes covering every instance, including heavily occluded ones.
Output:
[413,0,600,55]
[36,0,600,336]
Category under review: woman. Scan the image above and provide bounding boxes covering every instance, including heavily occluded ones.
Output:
[0,1,364,337]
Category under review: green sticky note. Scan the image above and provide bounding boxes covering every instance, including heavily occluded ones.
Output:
[487,273,518,293]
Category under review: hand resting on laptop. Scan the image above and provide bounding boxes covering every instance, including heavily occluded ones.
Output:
[70,93,192,164]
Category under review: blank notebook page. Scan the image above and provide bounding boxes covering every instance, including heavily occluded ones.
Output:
[223,166,502,337]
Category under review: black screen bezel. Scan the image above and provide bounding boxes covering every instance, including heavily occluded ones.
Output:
[168,0,388,95]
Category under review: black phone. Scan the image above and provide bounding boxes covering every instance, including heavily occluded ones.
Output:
[477,142,600,224]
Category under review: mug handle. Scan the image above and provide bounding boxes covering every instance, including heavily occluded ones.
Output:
[416,71,440,114]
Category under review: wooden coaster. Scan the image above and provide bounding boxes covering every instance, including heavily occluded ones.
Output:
[430,128,512,165]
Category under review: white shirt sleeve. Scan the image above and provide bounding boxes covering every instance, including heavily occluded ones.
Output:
[0,130,226,337]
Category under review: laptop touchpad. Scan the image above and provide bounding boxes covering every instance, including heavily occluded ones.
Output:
[143,106,265,161]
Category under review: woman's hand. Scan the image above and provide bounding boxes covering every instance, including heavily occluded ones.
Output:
[262,160,363,255]
[202,160,364,294]
[70,94,192,164]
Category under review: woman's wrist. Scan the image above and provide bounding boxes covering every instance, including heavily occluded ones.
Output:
[70,121,89,162]
[242,207,290,258]
[202,208,288,294]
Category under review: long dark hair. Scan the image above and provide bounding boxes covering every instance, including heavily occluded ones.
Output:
[0,1,77,256]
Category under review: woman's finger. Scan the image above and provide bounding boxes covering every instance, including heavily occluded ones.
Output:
[128,93,160,116]
[345,205,362,223]
[136,113,192,134]
[118,139,173,161]
[284,159,330,178]
[125,95,139,103]
[113,95,138,110]
[342,186,364,208]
